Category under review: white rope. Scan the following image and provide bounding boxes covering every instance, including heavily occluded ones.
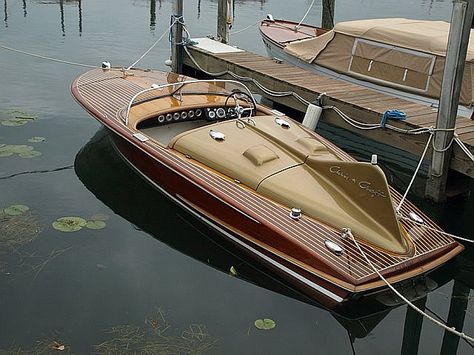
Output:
[126,18,179,70]
[400,216,474,244]
[396,133,433,213]
[432,132,457,153]
[349,231,474,344]
[455,136,474,162]
[0,44,98,68]
[183,45,311,106]
[230,21,260,35]
[295,0,317,29]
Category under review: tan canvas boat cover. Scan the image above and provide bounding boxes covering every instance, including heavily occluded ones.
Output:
[284,18,474,105]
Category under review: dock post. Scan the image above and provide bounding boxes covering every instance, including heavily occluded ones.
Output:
[440,280,470,355]
[401,297,426,355]
[322,0,335,29]
[171,0,184,74]
[425,0,474,202]
[217,0,231,43]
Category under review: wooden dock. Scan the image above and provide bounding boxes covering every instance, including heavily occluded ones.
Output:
[183,45,474,195]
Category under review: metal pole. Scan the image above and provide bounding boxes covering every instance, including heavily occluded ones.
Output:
[171,0,183,74]
[217,0,230,43]
[322,0,335,29]
[426,0,474,202]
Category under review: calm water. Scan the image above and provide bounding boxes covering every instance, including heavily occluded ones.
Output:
[0,0,473,354]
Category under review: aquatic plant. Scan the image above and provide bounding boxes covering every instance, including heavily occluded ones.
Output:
[52,216,107,232]
[0,110,37,127]
[254,318,276,330]
[0,338,69,354]
[90,213,109,221]
[27,137,46,143]
[94,307,217,354]
[52,217,87,232]
[85,220,106,230]
[0,144,41,159]
[0,204,41,251]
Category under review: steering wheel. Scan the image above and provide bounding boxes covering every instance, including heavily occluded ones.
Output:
[224,91,256,119]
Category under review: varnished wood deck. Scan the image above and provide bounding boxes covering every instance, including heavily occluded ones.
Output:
[183,46,474,180]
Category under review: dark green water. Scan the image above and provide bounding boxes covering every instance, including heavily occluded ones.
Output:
[0,0,473,354]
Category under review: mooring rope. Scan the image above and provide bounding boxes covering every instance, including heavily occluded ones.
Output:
[455,136,474,162]
[400,216,474,244]
[295,0,317,30]
[126,17,180,70]
[230,20,260,35]
[0,44,99,68]
[348,230,474,344]
[396,133,433,213]
[183,45,311,106]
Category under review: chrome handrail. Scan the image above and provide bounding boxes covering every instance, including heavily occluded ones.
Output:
[124,79,257,126]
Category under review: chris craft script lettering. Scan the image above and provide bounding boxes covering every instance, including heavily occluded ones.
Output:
[329,166,386,198]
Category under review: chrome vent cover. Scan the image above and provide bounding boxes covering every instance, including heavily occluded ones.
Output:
[209,130,225,141]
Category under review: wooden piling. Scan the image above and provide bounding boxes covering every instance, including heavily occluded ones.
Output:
[322,0,335,29]
[217,0,231,43]
[425,0,474,202]
[401,297,427,355]
[171,0,183,74]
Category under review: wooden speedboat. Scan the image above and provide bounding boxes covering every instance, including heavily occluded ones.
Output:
[71,68,463,306]
[260,17,474,118]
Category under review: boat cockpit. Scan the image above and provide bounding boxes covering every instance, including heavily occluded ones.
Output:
[122,79,267,146]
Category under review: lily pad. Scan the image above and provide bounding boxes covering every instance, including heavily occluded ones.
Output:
[28,136,46,143]
[1,119,28,126]
[7,145,34,154]
[3,204,30,216]
[86,220,106,230]
[19,150,42,158]
[52,216,87,232]
[6,109,37,119]
[0,151,13,157]
[254,318,276,330]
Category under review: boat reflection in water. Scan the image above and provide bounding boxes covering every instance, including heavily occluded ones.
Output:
[74,128,461,346]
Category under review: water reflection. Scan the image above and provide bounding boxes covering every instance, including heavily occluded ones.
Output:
[27,0,83,36]
[74,128,471,352]
[3,0,7,28]
[150,0,156,30]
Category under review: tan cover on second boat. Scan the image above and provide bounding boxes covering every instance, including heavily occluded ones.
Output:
[284,18,474,105]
